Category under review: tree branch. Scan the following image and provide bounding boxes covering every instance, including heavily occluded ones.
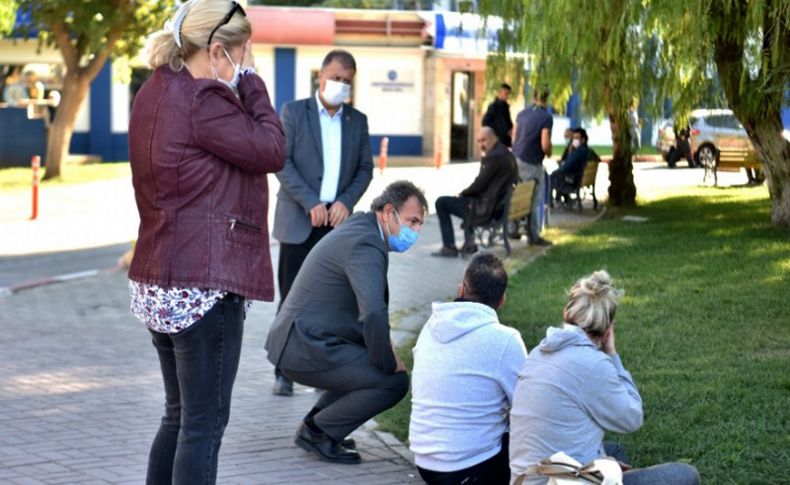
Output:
[51,20,78,72]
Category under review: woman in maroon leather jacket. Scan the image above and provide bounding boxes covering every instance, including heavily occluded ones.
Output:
[127,1,284,483]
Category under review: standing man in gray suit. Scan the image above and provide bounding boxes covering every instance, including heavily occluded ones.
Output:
[271,49,373,396]
[265,181,427,464]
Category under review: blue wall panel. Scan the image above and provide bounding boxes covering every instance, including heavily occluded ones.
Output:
[369,135,422,156]
[89,61,113,161]
[274,47,296,114]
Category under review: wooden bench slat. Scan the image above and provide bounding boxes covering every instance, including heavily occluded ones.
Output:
[508,180,535,222]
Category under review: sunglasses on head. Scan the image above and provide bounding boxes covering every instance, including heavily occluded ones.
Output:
[207,1,247,48]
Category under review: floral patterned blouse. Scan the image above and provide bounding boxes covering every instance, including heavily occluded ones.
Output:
[129,280,229,334]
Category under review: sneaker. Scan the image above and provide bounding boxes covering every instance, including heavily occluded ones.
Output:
[431,246,458,258]
[530,237,553,247]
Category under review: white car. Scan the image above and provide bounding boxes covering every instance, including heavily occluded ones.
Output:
[687,109,752,169]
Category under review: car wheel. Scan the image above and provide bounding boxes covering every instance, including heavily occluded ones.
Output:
[698,144,716,169]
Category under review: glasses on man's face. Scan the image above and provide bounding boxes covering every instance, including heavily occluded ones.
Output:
[207,1,247,48]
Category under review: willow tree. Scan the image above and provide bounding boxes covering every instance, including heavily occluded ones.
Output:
[0,0,15,34]
[16,0,173,180]
[481,0,706,206]
[707,1,790,227]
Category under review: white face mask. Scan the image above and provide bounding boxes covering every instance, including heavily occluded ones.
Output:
[322,79,351,107]
[572,139,582,148]
[212,48,241,91]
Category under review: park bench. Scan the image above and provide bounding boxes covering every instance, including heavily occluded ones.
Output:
[471,179,536,257]
[550,160,600,211]
[707,146,764,186]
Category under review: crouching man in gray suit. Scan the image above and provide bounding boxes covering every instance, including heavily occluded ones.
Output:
[265,181,427,464]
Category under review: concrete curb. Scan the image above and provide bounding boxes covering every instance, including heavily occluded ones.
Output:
[0,267,119,297]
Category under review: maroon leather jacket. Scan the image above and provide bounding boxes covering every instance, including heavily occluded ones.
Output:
[128,66,285,301]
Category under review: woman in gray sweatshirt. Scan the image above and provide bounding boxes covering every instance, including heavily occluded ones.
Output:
[509,270,699,485]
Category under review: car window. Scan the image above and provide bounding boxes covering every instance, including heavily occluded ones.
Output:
[689,116,698,127]
[724,115,744,130]
[705,115,727,128]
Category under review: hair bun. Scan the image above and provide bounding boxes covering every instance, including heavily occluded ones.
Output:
[578,270,618,299]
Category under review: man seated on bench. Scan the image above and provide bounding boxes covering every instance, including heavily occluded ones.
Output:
[433,126,518,258]
[551,128,590,206]
[409,252,528,484]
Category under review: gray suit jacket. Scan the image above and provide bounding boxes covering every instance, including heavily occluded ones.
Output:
[272,97,373,244]
[265,212,397,374]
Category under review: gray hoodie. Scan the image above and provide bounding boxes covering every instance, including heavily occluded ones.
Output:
[509,325,643,484]
[409,301,528,472]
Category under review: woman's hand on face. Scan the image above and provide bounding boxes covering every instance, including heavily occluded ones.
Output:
[242,39,254,69]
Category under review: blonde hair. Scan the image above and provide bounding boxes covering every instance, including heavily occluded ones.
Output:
[146,0,251,71]
[563,270,623,336]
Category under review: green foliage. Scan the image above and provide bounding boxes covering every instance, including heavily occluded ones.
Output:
[379,184,790,482]
[16,0,174,63]
[250,0,426,7]
[482,0,709,121]
[0,0,17,35]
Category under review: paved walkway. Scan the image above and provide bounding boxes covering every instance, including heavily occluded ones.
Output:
[0,162,619,484]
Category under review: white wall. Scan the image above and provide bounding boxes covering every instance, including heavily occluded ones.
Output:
[251,45,275,101]
[111,78,129,134]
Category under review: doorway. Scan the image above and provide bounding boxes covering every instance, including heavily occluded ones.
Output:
[450,71,474,161]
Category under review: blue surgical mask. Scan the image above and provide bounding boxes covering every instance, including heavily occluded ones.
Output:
[387,210,419,253]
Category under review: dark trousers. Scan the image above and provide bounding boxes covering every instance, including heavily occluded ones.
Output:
[417,433,510,485]
[147,294,245,485]
[435,195,472,249]
[275,225,333,380]
[668,139,694,168]
[550,172,577,202]
[282,355,409,442]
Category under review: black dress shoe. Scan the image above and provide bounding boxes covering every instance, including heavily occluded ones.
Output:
[272,375,293,396]
[295,422,361,464]
[340,437,356,449]
[530,237,553,247]
[431,246,458,258]
[461,243,478,255]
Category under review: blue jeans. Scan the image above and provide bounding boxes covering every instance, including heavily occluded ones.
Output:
[146,293,245,485]
[604,442,700,485]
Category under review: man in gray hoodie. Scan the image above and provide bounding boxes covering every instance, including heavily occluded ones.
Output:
[409,252,528,484]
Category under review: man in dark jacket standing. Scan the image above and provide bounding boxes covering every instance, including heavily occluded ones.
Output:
[270,50,373,396]
[433,127,518,257]
[482,83,514,147]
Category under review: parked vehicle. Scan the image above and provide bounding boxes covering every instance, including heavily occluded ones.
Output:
[656,109,753,166]
[687,109,752,169]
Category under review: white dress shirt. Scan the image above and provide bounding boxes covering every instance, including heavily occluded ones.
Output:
[316,91,343,203]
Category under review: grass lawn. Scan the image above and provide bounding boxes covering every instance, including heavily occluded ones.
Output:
[378,184,789,483]
[0,162,130,191]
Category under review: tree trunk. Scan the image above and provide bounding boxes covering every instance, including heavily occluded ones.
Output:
[603,80,637,206]
[739,115,790,228]
[711,1,790,228]
[41,71,92,180]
